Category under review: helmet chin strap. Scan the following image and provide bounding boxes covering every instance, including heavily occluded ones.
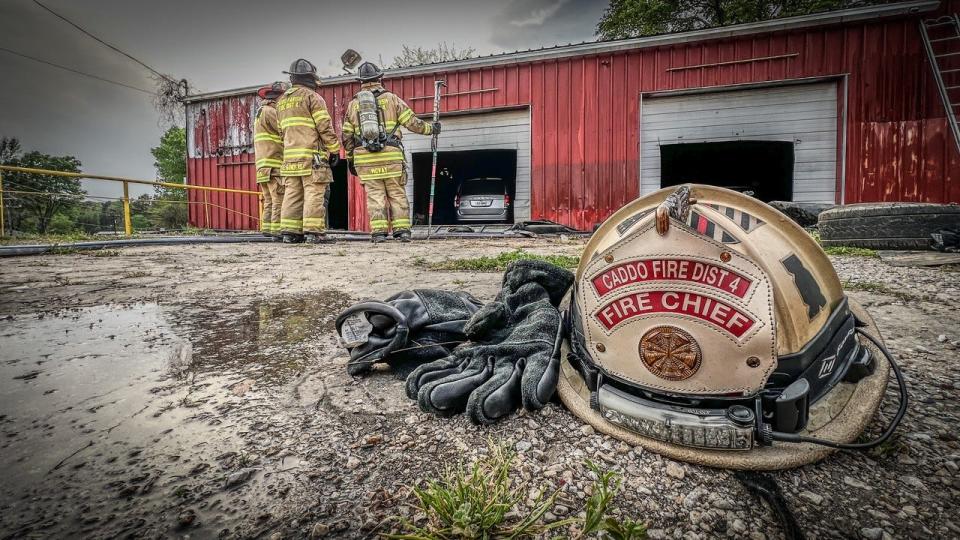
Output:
[762,328,908,450]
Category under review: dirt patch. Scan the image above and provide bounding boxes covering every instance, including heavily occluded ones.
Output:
[0,240,958,539]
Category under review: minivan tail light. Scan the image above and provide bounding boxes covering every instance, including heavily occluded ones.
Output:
[454,194,460,208]
[504,194,511,206]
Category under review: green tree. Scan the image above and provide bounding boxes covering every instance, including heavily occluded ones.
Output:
[391,42,477,68]
[150,126,189,229]
[596,0,869,39]
[3,151,84,233]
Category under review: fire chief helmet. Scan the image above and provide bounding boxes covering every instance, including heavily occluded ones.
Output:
[558,185,906,470]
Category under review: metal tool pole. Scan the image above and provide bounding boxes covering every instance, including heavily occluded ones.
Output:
[426,79,446,238]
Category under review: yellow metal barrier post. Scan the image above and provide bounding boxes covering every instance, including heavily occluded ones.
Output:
[122,180,132,236]
[0,165,263,234]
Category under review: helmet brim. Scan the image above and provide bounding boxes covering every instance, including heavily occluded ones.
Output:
[557,297,890,470]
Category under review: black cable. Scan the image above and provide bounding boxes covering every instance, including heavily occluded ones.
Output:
[770,328,908,450]
[32,0,174,83]
[0,46,153,94]
[734,471,805,540]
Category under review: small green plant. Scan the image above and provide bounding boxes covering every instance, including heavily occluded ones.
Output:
[578,461,646,539]
[85,249,121,257]
[423,249,580,272]
[842,280,930,302]
[842,280,889,294]
[335,249,347,257]
[387,443,645,539]
[822,246,878,257]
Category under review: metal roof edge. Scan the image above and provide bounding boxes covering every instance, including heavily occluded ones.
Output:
[183,0,939,103]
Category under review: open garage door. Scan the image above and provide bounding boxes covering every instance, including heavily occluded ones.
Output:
[402,108,531,224]
[640,82,838,203]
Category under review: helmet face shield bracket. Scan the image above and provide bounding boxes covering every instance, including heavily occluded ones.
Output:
[559,185,906,467]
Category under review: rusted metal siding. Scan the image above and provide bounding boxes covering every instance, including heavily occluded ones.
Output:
[186,6,960,231]
[186,96,260,230]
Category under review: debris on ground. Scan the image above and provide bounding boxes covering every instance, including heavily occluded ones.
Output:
[0,238,957,538]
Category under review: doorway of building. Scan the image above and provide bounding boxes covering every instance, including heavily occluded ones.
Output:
[327,160,349,230]
[659,141,794,202]
[410,149,517,225]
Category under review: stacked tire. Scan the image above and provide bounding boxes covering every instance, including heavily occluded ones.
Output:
[818,203,960,250]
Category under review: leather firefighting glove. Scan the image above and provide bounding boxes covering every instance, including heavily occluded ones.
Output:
[431,121,442,135]
[336,289,483,377]
[347,159,358,177]
[405,260,574,424]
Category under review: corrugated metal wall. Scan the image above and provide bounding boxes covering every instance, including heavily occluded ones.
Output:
[186,6,960,231]
[186,95,260,230]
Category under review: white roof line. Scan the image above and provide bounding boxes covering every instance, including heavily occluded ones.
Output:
[183,0,938,103]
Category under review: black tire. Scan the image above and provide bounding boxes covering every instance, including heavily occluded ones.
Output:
[818,203,960,250]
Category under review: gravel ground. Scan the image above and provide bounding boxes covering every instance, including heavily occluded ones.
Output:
[0,239,957,539]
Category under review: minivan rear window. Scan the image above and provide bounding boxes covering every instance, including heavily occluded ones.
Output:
[460,178,505,196]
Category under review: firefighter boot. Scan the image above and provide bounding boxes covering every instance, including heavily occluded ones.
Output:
[394,230,412,243]
[305,233,336,244]
[371,232,388,244]
[282,233,305,244]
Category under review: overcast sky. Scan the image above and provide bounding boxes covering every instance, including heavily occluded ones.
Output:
[0,0,607,198]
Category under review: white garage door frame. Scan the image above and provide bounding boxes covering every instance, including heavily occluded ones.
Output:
[402,107,532,222]
[639,77,847,204]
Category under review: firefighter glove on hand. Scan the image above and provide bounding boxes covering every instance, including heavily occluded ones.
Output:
[405,260,574,424]
[348,160,358,177]
[336,289,483,377]
[432,121,442,135]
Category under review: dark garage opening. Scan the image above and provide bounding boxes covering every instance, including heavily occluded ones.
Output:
[411,149,517,225]
[328,160,349,230]
[659,141,794,202]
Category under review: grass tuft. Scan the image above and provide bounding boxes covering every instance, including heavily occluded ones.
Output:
[386,442,645,539]
[419,249,580,272]
[823,246,879,257]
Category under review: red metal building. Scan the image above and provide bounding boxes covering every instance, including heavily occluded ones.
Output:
[184,0,959,232]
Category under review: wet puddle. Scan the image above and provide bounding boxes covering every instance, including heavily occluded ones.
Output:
[0,290,353,538]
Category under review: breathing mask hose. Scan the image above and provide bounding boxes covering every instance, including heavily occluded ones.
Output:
[768,328,908,450]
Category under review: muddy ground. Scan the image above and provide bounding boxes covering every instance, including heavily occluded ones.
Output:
[0,237,957,539]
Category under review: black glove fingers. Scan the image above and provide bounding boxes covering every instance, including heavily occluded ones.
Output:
[520,348,559,410]
[467,357,524,425]
[417,356,494,415]
[405,355,466,399]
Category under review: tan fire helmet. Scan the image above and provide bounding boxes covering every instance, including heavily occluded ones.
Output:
[558,185,907,470]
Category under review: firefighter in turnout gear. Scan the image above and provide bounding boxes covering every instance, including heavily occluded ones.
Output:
[277,58,341,244]
[254,82,286,240]
[342,62,440,242]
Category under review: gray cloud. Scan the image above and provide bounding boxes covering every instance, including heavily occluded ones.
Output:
[490,0,608,50]
[0,0,606,198]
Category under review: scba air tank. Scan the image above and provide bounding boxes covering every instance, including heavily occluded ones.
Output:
[357,90,382,142]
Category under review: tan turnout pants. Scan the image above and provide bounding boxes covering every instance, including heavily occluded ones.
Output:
[364,176,410,233]
[280,167,332,235]
[258,176,284,235]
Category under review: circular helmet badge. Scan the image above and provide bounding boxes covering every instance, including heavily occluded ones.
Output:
[639,326,702,381]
